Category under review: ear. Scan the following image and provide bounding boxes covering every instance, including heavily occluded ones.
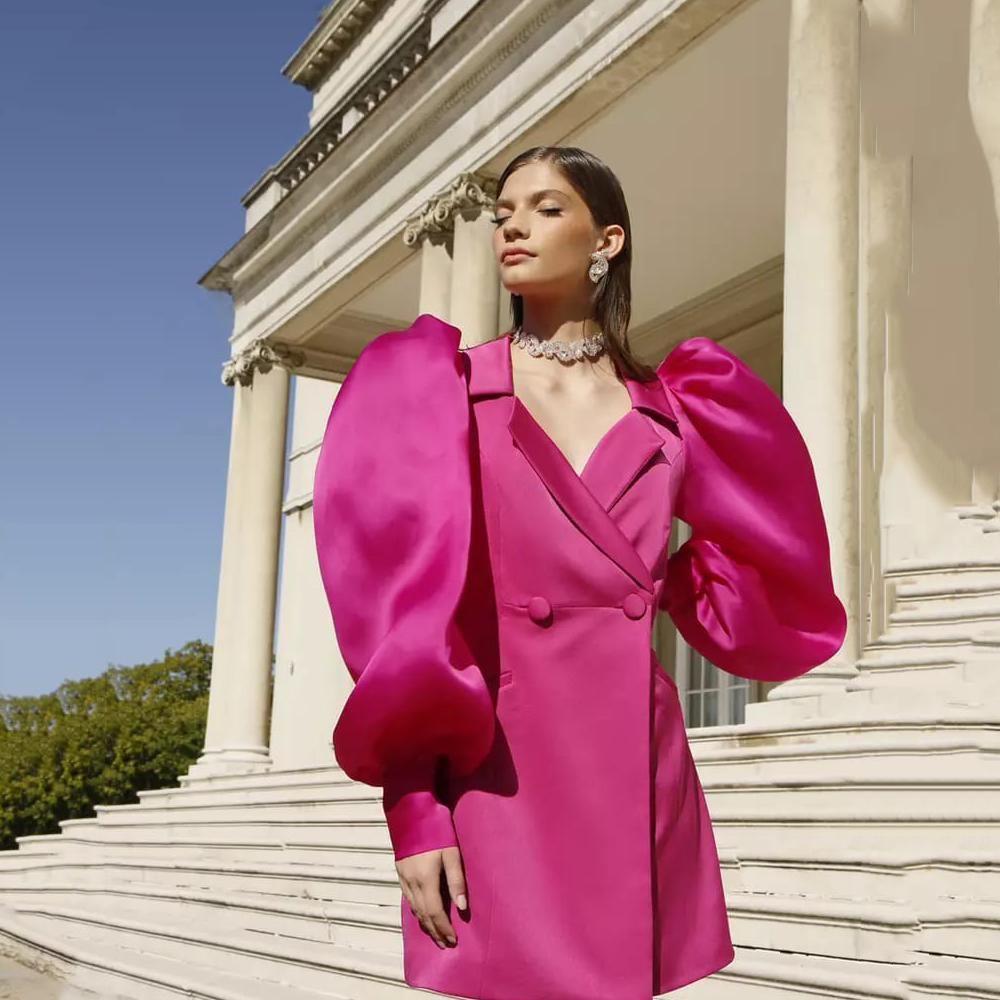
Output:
[599,223,626,260]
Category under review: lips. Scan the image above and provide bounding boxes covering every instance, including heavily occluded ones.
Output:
[502,250,534,263]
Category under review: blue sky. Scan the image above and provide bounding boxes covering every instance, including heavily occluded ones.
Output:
[0,2,324,697]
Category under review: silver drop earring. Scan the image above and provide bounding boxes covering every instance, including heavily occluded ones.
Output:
[588,250,609,283]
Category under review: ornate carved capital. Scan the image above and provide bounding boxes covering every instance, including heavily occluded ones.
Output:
[403,170,499,247]
[221,338,306,387]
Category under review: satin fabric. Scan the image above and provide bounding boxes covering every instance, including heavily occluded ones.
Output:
[312,313,847,1000]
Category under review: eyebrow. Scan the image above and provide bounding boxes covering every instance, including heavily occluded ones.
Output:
[493,188,568,210]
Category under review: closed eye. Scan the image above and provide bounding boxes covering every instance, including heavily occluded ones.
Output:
[490,208,562,226]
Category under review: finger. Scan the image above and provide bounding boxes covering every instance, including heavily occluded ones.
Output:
[441,846,468,913]
[413,882,449,949]
[399,880,416,914]
[423,870,457,947]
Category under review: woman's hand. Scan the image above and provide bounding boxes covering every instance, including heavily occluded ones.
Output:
[396,845,468,948]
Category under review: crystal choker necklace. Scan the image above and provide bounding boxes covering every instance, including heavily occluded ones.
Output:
[510,325,606,362]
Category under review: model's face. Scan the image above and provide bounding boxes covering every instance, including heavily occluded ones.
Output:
[491,161,621,300]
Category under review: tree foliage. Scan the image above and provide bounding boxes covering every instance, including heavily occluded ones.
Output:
[0,640,213,851]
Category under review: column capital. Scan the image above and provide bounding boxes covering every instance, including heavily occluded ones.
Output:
[403,170,500,247]
[221,337,306,387]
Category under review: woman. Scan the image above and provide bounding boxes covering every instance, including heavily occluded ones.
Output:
[312,146,847,1000]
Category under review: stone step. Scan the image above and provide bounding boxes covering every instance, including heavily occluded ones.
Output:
[722,846,1000,905]
[710,818,1000,855]
[667,945,907,999]
[7,899,934,1000]
[137,771,363,809]
[889,594,1000,626]
[92,789,387,827]
[8,835,388,869]
[175,762,343,790]
[0,856,399,907]
[841,660,1000,691]
[4,846,996,922]
[893,575,1000,603]
[4,891,945,994]
[730,893,917,964]
[41,818,393,851]
[902,952,1000,999]
[736,891,998,964]
[691,708,1000,750]
[691,733,998,780]
[10,902,414,1000]
[12,782,996,860]
[3,865,995,999]
[5,853,997,966]
[63,772,996,837]
[0,882,931,974]
[699,771,1000,817]
[0,904,357,1000]
[0,884,401,955]
[739,687,1000,728]
[858,621,1000,652]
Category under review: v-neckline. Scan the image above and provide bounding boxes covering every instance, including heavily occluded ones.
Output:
[510,396,633,482]
[505,334,636,483]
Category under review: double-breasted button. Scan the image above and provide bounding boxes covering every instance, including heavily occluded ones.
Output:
[622,592,647,620]
[527,595,552,623]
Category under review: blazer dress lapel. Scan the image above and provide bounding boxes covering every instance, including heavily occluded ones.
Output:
[507,398,655,594]
[465,334,681,597]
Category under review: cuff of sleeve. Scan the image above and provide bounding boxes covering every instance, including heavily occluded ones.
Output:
[382,759,458,861]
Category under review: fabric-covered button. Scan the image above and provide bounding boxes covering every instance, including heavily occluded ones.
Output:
[527,596,552,623]
[622,593,647,620]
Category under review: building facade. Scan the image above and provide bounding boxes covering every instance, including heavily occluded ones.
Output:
[2,0,999,996]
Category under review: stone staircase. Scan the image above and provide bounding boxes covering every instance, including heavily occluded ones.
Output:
[0,716,997,1000]
[857,560,1000,690]
[707,548,1000,999]
[689,713,1000,997]
[5,538,1000,1000]
[0,767,409,999]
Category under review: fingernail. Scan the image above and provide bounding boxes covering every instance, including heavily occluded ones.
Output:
[447,935,456,946]
[436,939,446,949]
[456,894,467,910]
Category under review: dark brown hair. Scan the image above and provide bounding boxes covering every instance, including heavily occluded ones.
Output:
[494,145,657,383]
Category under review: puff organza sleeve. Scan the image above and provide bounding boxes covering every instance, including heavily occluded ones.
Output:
[312,314,496,860]
[657,337,848,682]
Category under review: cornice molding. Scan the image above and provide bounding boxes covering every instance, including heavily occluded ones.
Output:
[282,0,387,92]
[248,17,433,206]
[200,0,577,293]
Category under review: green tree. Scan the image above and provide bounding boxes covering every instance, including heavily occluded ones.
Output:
[0,640,213,851]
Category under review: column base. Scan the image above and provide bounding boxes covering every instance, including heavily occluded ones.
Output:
[185,746,273,780]
[744,657,860,724]
[764,657,860,702]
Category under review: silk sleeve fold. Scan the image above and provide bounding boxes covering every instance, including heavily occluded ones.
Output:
[312,314,496,859]
[657,337,848,682]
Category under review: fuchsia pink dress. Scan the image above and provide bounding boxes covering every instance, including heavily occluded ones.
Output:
[312,313,846,1000]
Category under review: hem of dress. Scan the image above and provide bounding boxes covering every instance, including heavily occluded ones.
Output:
[403,942,738,1000]
[405,969,499,1000]
[655,942,736,996]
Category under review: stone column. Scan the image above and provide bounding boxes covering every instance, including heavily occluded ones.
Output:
[449,172,501,347]
[197,381,252,765]
[188,338,303,778]
[969,0,1000,532]
[404,170,502,345]
[404,194,453,318]
[766,0,862,702]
